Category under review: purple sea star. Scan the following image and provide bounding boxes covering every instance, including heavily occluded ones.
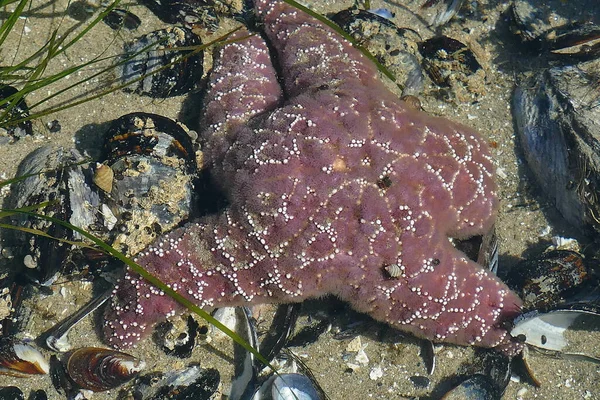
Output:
[103,0,522,353]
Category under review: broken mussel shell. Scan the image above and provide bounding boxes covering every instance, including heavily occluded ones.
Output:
[139,0,247,32]
[119,26,203,97]
[65,347,145,392]
[0,84,33,143]
[419,0,467,27]
[252,373,321,400]
[4,146,102,285]
[5,111,198,284]
[0,337,49,377]
[155,314,201,358]
[102,8,141,31]
[513,57,600,232]
[102,112,196,171]
[221,304,327,400]
[126,365,220,400]
[440,373,501,400]
[418,36,483,92]
[509,0,600,60]
[511,305,600,364]
[506,250,597,311]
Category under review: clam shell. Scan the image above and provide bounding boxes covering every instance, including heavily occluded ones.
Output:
[0,338,49,377]
[66,347,145,392]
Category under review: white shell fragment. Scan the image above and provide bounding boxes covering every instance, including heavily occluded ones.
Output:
[253,373,320,400]
[0,339,49,376]
[511,309,599,352]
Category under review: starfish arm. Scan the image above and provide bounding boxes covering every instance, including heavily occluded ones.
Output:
[254,0,380,98]
[341,230,523,353]
[201,28,282,148]
[103,210,314,349]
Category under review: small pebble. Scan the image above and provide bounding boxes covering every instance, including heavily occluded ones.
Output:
[369,366,383,381]
[47,119,61,133]
[355,349,369,365]
[346,336,362,352]
[410,375,430,389]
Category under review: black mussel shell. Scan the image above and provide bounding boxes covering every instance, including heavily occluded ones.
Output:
[0,386,24,400]
[46,119,61,133]
[5,146,102,285]
[139,0,248,32]
[119,27,203,97]
[140,0,219,30]
[30,389,47,400]
[441,374,500,400]
[513,58,600,232]
[99,113,198,254]
[228,307,259,400]
[419,36,482,88]
[50,354,75,397]
[103,112,196,171]
[546,23,600,60]
[66,0,96,21]
[420,0,466,27]
[103,9,141,30]
[0,337,49,377]
[126,366,219,400]
[506,250,593,311]
[151,367,220,400]
[0,84,33,143]
[453,225,498,274]
[66,347,145,392]
[331,9,424,95]
[257,304,299,364]
[509,0,600,60]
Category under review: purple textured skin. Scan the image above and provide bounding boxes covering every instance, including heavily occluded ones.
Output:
[104,0,522,353]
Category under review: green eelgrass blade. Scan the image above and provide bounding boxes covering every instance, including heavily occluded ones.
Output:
[0,200,52,218]
[0,0,29,46]
[51,0,122,58]
[19,27,243,122]
[0,207,275,371]
[0,223,99,251]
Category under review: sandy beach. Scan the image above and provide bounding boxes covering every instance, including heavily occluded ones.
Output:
[0,0,599,399]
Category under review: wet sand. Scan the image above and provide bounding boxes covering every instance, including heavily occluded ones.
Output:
[0,0,599,399]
